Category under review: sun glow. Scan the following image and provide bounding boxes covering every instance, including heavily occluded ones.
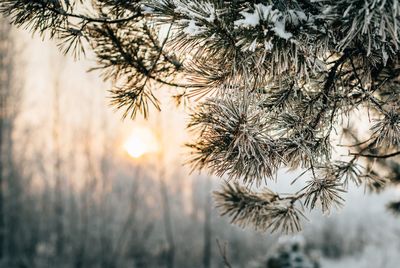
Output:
[123,126,159,158]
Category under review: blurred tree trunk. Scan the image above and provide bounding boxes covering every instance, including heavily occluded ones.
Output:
[0,19,20,262]
[155,115,175,268]
[74,109,96,268]
[203,177,212,268]
[52,72,64,259]
[159,164,175,268]
[0,24,6,261]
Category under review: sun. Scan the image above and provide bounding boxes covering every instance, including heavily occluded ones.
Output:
[123,126,159,158]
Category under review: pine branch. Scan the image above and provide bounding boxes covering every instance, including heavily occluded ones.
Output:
[350,151,400,159]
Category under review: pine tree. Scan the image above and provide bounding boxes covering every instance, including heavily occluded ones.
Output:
[1,0,400,233]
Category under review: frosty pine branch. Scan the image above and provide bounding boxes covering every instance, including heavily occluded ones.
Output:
[1,0,400,233]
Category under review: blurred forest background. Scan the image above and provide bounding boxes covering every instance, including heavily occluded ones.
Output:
[1,18,400,268]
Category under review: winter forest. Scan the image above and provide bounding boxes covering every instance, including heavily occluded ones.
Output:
[0,0,400,267]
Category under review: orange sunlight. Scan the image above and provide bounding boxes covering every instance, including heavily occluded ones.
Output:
[123,126,159,158]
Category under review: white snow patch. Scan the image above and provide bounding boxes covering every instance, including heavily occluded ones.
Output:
[234,4,280,28]
[206,12,215,23]
[264,40,273,50]
[273,20,293,40]
[141,5,154,14]
[234,10,260,27]
[183,20,205,36]
[382,47,389,65]
[248,38,258,52]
